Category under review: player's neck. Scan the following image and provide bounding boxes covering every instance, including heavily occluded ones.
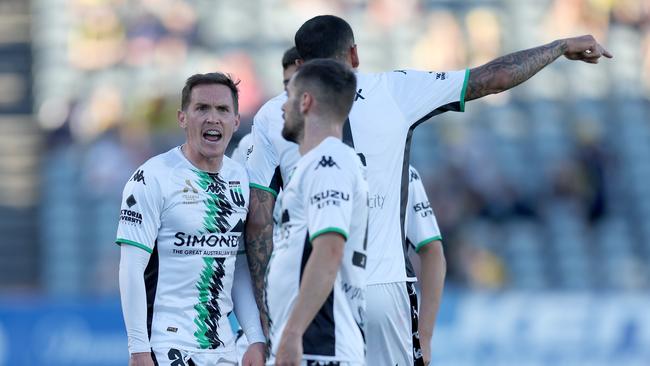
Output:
[299,117,342,155]
[180,144,223,173]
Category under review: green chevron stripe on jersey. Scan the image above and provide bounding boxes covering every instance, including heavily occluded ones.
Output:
[191,170,234,348]
[193,256,227,349]
[193,170,235,234]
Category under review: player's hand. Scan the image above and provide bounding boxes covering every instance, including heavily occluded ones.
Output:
[242,342,266,366]
[561,35,613,64]
[275,330,302,366]
[129,352,155,366]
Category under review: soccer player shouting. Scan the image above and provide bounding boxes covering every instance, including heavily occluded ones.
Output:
[117,73,265,366]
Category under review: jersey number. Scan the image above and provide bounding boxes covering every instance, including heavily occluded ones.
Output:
[168,349,186,366]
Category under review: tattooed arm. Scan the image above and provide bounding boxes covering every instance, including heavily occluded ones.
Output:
[245,187,276,338]
[466,35,613,101]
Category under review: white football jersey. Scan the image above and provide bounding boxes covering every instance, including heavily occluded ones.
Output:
[266,137,368,363]
[247,69,468,285]
[116,147,249,353]
[230,132,253,165]
[246,93,297,197]
[406,165,442,252]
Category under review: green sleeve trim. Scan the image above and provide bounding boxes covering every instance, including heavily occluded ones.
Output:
[310,227,348,242]
[249,183,278,198]
[237,249,246,255]
[415,235,443,253]
[116,238,153,254]
[459,68,470,112]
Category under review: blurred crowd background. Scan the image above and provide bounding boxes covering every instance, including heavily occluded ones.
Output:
[1,0,649,365]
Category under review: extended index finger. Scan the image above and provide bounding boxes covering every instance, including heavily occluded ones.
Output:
[602,48,613,58]
[597,43,613,58]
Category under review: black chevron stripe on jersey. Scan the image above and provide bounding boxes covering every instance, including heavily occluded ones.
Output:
[342,117,354,148]
[145,241,159,340]
[400,101,461,279]
[300,232,336,356]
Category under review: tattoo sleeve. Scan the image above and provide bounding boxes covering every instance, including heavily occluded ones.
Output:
[466,40,567,101]
[245,187,276,337]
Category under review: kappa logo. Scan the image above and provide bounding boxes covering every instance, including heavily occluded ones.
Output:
[130,169,146,185]
[355,88,365,101]
[315,156,339,170]
[206,182,221,194]
[409,169,420,182]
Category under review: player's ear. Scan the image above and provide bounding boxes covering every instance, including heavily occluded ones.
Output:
[178,109,187,129]
[350,44,359,68]
[300,92,312,114]
[296,58,304,66]
[233,113,240,132]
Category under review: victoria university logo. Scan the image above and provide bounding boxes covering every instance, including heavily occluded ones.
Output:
[120,194,142,225]
[315,156,340,170]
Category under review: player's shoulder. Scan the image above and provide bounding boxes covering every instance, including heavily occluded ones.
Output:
[128,147,181,183]
[353,71,412,103]
[355,71,386,92]
[305,138,360,172]
[254,92,286,123]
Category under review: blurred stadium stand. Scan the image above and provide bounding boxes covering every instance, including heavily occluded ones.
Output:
[1,0,649,364]
[0,0,39,289]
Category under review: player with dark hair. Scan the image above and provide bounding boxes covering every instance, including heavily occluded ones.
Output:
[117,72,265,366]
[246,15,612,366]
[270,59,368,366]
[281,46,301,92]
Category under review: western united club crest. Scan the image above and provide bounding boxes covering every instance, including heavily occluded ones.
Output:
[228,181,245,207]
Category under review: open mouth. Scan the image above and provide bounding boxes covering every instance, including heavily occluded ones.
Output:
[203,129,222,142]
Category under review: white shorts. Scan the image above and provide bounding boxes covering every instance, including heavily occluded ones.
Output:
[151,347,238,366]
[366,282,423,366]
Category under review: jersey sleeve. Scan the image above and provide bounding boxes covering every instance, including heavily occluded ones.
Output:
[406,167,442,252]
[115,166,163,253]
[304,156,355,243]
[246,111,281,197]
[385,68,470,126]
